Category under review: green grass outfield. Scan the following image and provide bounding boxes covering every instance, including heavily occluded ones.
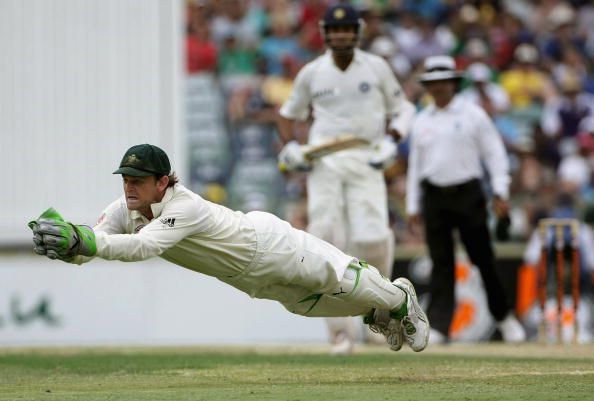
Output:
[1,343,593,401]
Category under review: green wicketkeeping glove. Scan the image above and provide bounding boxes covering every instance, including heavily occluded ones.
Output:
[28,208,63,257]
[28,208,97,260]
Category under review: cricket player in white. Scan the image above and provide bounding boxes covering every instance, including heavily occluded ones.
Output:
[29,144,429,353]
[276,4,416,353]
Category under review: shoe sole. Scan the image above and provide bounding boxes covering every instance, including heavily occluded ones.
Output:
[387,319,403,351]
[368,309,403,352]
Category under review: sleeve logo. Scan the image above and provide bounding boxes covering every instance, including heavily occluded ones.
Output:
[160,217,176,227]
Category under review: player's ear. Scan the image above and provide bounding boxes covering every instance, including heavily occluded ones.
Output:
[156,175,169,190]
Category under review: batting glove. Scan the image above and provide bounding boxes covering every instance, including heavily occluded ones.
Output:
[369,136,397,170]
[278,140,311,172]
[28,208,97,260]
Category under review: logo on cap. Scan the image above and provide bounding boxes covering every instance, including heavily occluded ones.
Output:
[334,8,345,19]
[126,154,140,166]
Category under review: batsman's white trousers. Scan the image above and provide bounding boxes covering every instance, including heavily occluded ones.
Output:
[307,150,391,245]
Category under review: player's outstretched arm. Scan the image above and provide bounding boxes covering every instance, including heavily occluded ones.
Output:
[28,207,96,261]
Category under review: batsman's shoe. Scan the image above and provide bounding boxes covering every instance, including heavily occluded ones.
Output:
[364,309,403,351]
[393,278,429,352]
[331,331,354,355]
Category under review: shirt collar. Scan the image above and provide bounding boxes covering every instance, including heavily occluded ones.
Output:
[325,48,362,66]
[129,186,174,221]
[427,94,464,114]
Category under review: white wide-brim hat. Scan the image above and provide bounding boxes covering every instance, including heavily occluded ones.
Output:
[418,55,463,83]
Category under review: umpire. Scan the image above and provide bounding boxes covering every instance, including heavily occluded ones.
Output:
[406,56,525,344]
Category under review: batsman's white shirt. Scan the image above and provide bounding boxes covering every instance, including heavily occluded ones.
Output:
[279,49,414,145]
[406,96,510,215]
[72,184,355,307]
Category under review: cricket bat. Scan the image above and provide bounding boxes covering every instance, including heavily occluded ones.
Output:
[279,134,370,172]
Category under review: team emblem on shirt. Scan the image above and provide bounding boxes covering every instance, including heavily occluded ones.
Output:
[359,82,370,93]
[160,217,176,227]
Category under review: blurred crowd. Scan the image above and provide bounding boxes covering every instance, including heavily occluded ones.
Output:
[185,0,594,245]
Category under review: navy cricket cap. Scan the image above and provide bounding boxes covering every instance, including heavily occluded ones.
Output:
[113,144,171,177]
[322,3,360,27]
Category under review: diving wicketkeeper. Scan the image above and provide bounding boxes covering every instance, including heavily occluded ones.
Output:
[29,143,429,353]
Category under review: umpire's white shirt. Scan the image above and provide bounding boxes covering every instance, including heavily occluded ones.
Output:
[71,184,354,300]
[406,96,510,215]
[279,49,415,144]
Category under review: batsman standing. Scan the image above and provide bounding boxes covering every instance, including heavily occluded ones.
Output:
[276,3,416,353]
[29,144,429,353]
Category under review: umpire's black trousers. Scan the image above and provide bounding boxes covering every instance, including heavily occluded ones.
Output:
[421,179,509,336]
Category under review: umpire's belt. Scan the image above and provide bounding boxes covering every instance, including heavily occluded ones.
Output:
[421,178,480,194]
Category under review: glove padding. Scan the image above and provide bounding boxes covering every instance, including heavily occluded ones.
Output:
[278,140,311,172]
[28,208,97,260]
[369,136,398,170]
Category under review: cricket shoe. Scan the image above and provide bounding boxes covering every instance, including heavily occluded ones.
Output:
[498,313,526,343]
[364,309,403,351]
[393,278,430,352]
[331,330,354,355]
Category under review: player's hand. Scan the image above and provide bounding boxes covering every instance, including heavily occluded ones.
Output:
[28,208,97,260]
[28,208,65,257]
[492,196,511,241]
[278,140,311,172]
[407,214,423,238]
[369,136,397,170]
[492,196,509,218]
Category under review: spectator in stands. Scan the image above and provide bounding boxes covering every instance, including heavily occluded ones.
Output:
[368,35,412,79]
[540,3,587,65]
[551,46,594,94]
[211,0,262,49]
[259,13,301,76]
[541,71,594,146]
[218,32,258,76]
[459,62,510,116]
[456,38,491,70]
[260,55,300,108]
[500,43,555,110]
[186,7,218,74]
[403,14,450,66]
[487,11,529,71]
[557,135,592,196]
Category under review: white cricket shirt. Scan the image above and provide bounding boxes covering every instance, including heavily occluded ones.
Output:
[406,96,510,215]
[279,49,415,145]
[74,184,257,279]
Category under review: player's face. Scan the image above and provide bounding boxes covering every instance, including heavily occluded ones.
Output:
[122,175,168,215]
[326,24,358,53]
